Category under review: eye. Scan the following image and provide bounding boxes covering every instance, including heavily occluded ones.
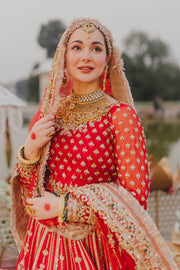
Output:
[93,46,102,52]
[72,45,81,51]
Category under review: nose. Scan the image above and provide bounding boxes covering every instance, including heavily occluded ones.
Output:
[81,49,92,62]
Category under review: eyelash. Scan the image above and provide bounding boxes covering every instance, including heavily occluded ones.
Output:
[72,45,81,51]
[71,46,102,52]
[93,47,102,52]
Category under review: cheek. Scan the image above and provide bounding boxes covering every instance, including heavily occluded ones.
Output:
[66,51,78,68]
[96,56,107,72]
[95,53,107,67]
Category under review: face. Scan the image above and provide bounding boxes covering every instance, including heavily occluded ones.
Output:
[65,27,109,86]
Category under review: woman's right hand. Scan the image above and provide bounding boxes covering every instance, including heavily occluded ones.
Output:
[24,115,56,160]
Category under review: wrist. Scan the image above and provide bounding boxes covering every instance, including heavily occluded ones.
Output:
[24,144,40,160]
[17,144,41,165]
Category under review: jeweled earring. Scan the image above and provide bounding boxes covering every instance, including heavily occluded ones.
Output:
[62,70,69,88]
[103,65,108,92]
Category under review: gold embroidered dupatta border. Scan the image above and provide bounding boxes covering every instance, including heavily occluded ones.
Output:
[70,183,178,270]
[10,168,178,269]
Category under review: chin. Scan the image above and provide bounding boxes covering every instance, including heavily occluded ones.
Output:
[72,74,101,85]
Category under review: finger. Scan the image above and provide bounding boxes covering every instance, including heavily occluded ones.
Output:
[45,127,56,137]
[26,198,37,204]
[34,213,39,220]
[38,115,55,124]
[44,191,55,197]
[33,116,54,129]
[41,120,55,129]
[43,125,56,134]
[34,121,55,133]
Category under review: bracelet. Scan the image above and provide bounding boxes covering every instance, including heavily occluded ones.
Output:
[58,195,65,224]
[63,193,69,224]
[17,144,41,165]
[53,191,60,197]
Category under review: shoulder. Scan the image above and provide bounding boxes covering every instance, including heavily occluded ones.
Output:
[106,98,138,120]
[107,101,144,133]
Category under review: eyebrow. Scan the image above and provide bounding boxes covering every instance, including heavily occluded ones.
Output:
[70,40,103,46]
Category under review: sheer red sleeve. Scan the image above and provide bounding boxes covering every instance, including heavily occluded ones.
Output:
[17,162,39,199]
[110,103,150,209]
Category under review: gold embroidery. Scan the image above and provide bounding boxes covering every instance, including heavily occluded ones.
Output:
[71,183,178,270]
[18,161,34,181]
[56,94,117,132]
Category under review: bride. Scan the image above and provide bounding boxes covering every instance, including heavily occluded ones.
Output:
[11,18,177,269]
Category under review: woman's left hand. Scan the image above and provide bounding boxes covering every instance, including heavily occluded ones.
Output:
[26,192,60,220]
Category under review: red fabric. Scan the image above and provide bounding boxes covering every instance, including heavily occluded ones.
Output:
[17,103,149,269]
[99,71,112,96]
[110,104,149,209]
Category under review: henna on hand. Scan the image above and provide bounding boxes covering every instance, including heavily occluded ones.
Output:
[44,203,51,211]
[31,132,36,140]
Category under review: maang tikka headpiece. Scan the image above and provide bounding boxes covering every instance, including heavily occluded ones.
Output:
[82,22,96,39]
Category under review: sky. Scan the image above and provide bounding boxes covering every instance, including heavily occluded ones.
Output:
[0,0,180,84]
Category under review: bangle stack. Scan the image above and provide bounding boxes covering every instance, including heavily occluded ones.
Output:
[63,193,69,224]
[58,193,69,225]
[58,195,65,224]
[17,144,41,165]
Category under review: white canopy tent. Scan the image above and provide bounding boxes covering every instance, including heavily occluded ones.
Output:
[0,85,26,172]
[0,85,26,137]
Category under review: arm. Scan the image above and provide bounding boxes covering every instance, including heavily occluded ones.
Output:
[17,114,56,191]
[110,104,150,209]
[16,114,56,212]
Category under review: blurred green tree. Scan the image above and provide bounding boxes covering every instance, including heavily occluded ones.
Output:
[15,79,28,100]
[27,75,39,102]
[122,31,180,100]
[38,20,66,58]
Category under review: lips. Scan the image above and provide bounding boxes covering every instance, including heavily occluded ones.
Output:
[78,66,94,72]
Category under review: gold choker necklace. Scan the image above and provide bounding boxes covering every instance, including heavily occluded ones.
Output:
[56,92,117,132]
[70,89,104,104]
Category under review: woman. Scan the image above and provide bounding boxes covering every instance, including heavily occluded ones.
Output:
[11,18,177,269]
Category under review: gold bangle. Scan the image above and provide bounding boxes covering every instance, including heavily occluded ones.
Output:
[25,205,35,217]
[17,144,41,165]
[58,195,65,224]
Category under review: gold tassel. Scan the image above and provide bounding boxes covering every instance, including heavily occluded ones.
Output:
[103,65,108,92]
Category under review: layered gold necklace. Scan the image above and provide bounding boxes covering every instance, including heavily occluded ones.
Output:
[56,89,116,132]
[70,89,104,104]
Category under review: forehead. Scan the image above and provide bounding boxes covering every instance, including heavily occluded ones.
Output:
[68,27,106,45]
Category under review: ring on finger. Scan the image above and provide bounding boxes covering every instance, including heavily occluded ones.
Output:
[48,131,55,137]
[47,127,55,137]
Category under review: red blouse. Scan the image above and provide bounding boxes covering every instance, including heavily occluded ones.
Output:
[45,103,149,209]
[18,102,149,221]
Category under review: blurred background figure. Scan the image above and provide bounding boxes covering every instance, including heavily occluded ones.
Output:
[153,97,165,118]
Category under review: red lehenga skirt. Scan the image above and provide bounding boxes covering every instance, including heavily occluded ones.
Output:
[16,217,136,270]
[15,183,177,270]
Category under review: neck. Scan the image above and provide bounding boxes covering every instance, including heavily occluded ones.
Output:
[73,81,100,95]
